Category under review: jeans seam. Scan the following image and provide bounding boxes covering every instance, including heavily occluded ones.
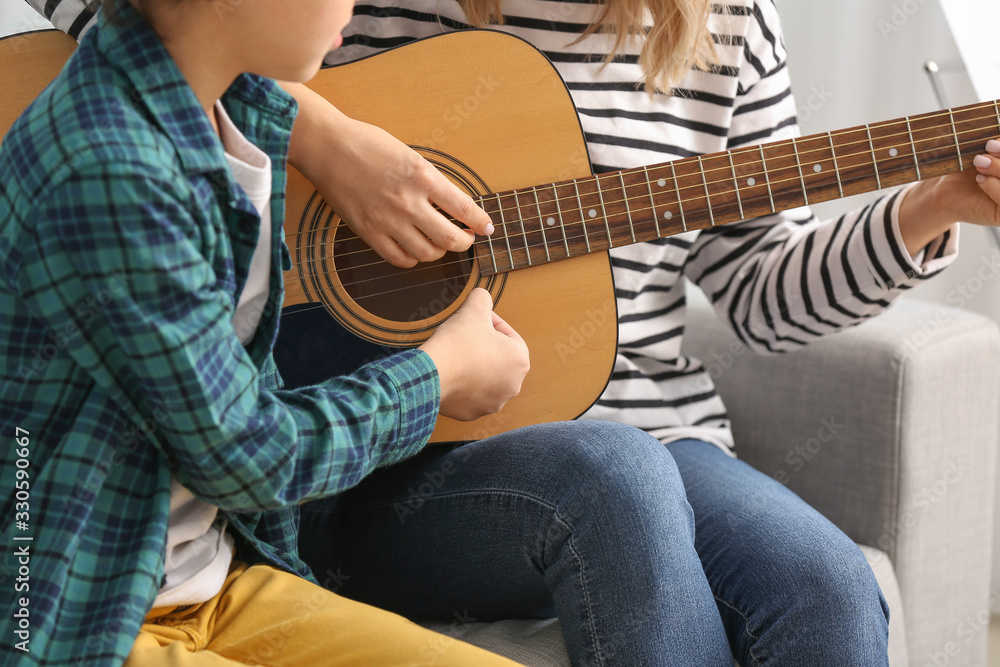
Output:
[153,617,206,651]
[330,488,561,513]
[552,512,605,667]
[714,595,762,667]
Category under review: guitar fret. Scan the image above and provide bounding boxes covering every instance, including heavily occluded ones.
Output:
[513,190,532,266]
[758,145,776,212]
[827,131,844,199]
[500,194,516,270]
[948,110,963,170]
[573,180,591,253]
[697,156,715,226]
[522,192,533,264]
[486,193,501,272]
[552,183,570,258]
[594,176,613,247]
[727,152,745,219]
[669,162,688,232]
[791,137,809,205]
[619,173,636,244]
[531,186,551,263]
[865,124,882,189]
[642,166,662,238]
[904,117,921,181]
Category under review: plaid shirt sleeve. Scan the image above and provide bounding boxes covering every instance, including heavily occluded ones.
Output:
[15,157,441,512]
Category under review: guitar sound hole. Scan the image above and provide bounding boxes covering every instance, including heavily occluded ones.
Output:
[333,228,473,322]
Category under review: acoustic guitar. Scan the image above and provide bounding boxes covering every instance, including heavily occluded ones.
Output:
[2,29,998,442]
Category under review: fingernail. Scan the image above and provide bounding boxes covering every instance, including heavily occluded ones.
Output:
[977,174,987,184]
[974,154,992,169]
[988,139,1000,154]
[484,223,495,235]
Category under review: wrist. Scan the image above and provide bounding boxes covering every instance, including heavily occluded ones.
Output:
[418,341,453,401]
[897,179,957,256]
[280,81,347,181]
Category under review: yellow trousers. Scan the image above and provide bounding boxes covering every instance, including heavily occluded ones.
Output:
[125,562,525,666]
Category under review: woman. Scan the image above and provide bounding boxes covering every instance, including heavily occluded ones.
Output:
[302,1,1000,665]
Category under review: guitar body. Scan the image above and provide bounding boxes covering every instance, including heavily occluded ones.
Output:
[0,30,76,129]
[280,30,617,442]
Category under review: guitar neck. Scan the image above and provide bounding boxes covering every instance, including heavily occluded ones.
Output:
[474,99,1000,275]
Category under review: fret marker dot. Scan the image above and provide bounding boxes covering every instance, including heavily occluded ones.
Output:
[664,211,673,220]
[546,216,556,226]
[657,179,667,187]
[889,148,898,157]
[813,164,822,173]
[747,177,756,186]
[588,209,597,218]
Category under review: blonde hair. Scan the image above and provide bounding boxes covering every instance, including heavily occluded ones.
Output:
[457,0,716,95]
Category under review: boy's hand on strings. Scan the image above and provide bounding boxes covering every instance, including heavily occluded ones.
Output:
[283,82,494,268]
[419,288,530,422]
[327,119,495,267]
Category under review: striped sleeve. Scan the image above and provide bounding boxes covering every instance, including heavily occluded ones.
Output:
[684,0,958,354]
[23,0,97,40]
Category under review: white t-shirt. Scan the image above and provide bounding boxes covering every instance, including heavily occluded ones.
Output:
[152,102,273,608]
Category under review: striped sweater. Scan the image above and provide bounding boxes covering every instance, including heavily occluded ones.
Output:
[28,0,958,452]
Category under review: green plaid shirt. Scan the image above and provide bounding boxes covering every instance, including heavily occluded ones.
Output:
[0,7,440,665]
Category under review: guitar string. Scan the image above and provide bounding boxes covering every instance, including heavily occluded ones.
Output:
[283,102,1000,251]
[280,124,997,288]
[283,107,1000,272]
[278,145,983,305]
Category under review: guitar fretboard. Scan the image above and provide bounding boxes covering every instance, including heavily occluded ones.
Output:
[474,99,1000,275]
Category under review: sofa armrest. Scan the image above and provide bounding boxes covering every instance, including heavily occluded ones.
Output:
[680,292,1000,666]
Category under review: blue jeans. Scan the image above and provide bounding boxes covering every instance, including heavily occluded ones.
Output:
[299,424,889,666]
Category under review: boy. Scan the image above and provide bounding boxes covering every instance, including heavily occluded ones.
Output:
[0,0,529,664]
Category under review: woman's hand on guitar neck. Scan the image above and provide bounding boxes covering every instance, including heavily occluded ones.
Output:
[419,288,530,422]
[282,82,494,268]
[899,138,1000,255]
